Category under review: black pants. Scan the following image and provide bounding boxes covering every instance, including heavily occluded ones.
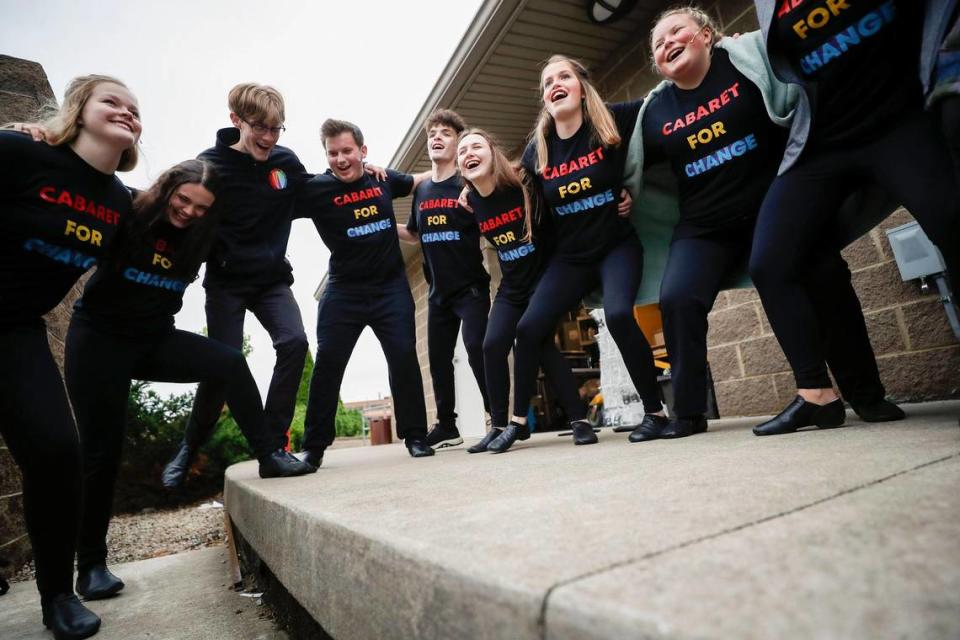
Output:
[483,293,586,428]
[184,282,307,450]
[750,111,960,388]
[428,285,490,427]
[938,95,960,184]
[64,318,273,570]
[0,324,82,599]
[302,277,427,451]
[514,236,663,418]
[661,227,885,417]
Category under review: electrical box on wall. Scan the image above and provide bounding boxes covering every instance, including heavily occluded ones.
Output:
[885,221,947,281]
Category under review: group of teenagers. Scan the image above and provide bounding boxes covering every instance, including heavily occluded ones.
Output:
[3,1,959,638]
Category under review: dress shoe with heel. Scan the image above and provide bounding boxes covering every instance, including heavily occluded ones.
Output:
[660,415,708,439]
[570,419,599,445]
[753,396,846,436]
[161,440,196,488]
[76,564,124,600]
[628,414,670,443]
[258,449,314,478]
[467,427,503,453]
[42,593,101,640]
[406,439,436,458]
[851,399,906,422]
[487,421,530,454]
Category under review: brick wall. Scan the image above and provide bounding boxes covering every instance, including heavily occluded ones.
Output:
[0,55,60,582]
[406,252,437,427]
[593,2,959,416]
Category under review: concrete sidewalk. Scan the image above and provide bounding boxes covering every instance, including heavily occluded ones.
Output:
[0,546,287,640]
[224,400,960,640]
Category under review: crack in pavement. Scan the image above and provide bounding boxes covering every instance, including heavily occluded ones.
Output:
[536,451,960,639]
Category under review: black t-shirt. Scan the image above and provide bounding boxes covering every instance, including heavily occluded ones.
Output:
[74,219,195,335]
[643,49,789,234]
[773,0,922,148]
[198,128,309,288]
[467,187,543,304]
[0,131,132,328]
[408,174,489,305]
[297,170,413,288]
[522,102,639,263]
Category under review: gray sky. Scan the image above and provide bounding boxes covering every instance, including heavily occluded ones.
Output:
[2,0,484,401]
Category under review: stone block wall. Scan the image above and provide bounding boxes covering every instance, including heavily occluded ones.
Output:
[0,55,61,581]
[406,252,437,427]
[594,2,959,416]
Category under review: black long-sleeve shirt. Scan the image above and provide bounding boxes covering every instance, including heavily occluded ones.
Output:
[198,128,309,289]
[0,131,132,327]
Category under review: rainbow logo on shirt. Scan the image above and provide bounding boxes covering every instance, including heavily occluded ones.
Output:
[268,169,288,190]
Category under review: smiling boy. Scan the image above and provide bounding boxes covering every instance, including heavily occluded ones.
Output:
[162,83,311,486]
[297,119,434,462]
[397,109,491,449]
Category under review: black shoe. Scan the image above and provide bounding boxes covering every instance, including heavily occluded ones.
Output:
[76,564,124,600]
[753,396,846,436]
[298,449,324,470]
[570,419,599,445]
[425,423,463,449]
[628,414,671,443]
[660,415,708,439]
[258,449,314,478]
[42,593,101,640]
[467,427,503,453]
[487,421,530,454]
[406,439,435,457]
[851,399,906,422]
[161,440,196,488]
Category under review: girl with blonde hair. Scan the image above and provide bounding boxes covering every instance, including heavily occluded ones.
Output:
[622,5,902,442]
[1,74,140,640]
[508,54,666,448]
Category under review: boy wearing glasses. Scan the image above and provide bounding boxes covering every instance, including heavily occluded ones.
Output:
[162,83,311,486]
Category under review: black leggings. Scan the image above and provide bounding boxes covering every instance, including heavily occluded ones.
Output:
[513,235,663,419]
[427,286,490,427]
[64,318,272,570]
[661,227,885,417]
[483,293,585,428]
[750,111,960,388]
[0,324,81,599]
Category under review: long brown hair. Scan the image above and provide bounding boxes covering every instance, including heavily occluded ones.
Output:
[458,128,536,242]
[531,55,620,175]
[113,160,221,279]
[40,74,140,172]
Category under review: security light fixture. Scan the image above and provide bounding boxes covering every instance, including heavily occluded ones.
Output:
[587,0,637,24]
[886,221,960,340]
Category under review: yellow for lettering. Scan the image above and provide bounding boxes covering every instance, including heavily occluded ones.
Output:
[353,205,379,219]
[64,219,102,246]
[557,177,592,199]
[152,253,173,269]
[427,215,447,225]
[493,231,516,246]
[686,121,727,149]
[793,0,849,38]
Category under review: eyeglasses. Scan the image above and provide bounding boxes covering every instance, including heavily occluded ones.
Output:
[241,118,286,136]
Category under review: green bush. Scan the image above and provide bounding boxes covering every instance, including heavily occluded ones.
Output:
[114,342,370,512]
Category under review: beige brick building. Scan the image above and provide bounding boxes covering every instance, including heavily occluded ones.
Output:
[389,0,959,427]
